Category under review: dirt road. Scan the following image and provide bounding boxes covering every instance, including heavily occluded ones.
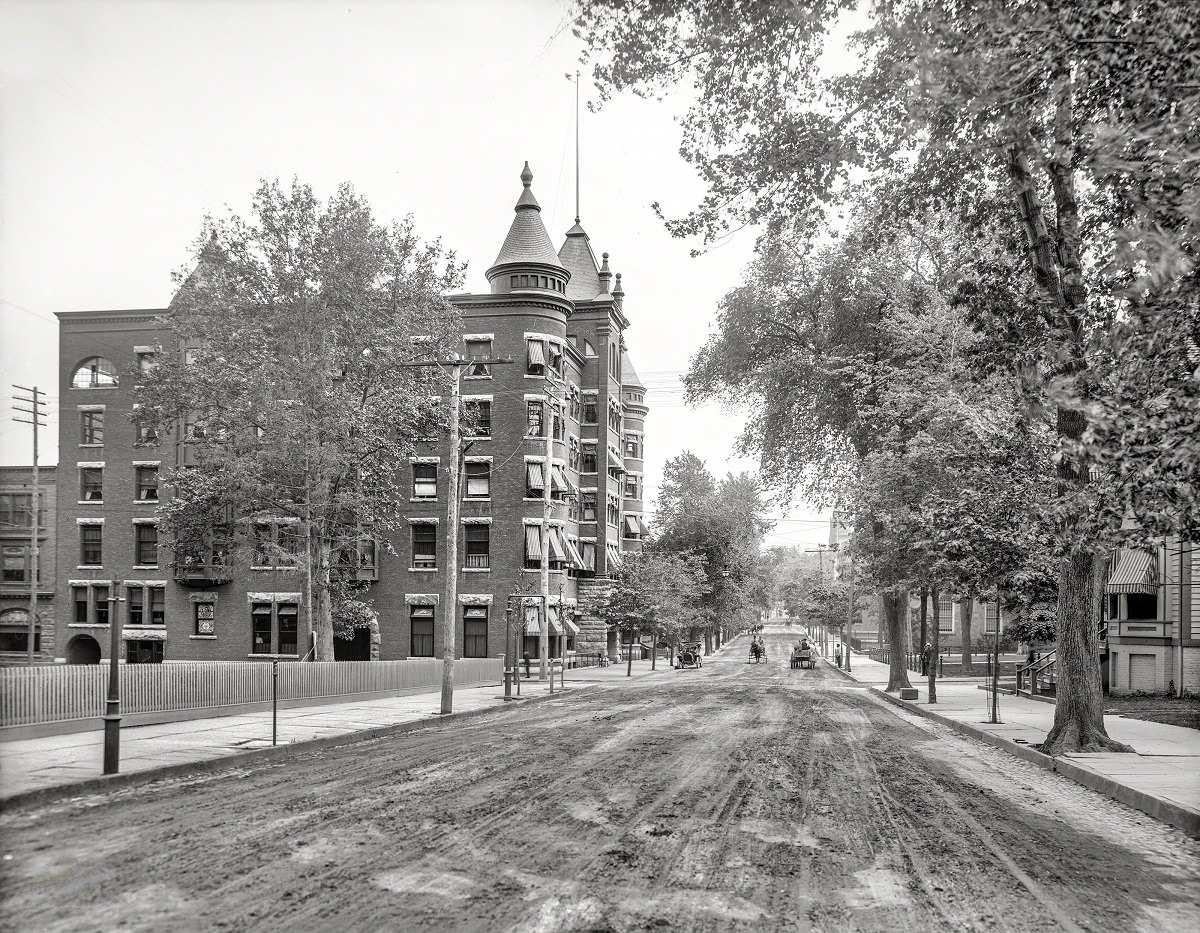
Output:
[2,628,1198,932]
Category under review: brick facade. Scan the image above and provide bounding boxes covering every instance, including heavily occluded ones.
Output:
[49,165,647,665]
[0,465,57,664]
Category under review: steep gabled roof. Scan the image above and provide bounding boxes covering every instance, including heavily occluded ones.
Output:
[621,350,645,390]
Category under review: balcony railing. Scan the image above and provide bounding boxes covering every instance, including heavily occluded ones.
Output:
[173,562,233,586]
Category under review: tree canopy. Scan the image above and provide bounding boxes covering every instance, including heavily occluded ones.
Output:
[135,178,464,661]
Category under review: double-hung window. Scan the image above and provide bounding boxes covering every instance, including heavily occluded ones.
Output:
[464,400,491,437]
[127,585,165,626]
[80,524,103,566]
[80,410,104,445]
[135,523,159,566]
[465,339,491,377]
[251,601,298,655]
[412,462,438,499]
[80,466,103,501]
[411,524,437,569]
[136,465,159,500]
[463,606,488,658]
[465,460,490,498]
[526,400,544,437]
[410,605,435,657]
[464,524,489,569]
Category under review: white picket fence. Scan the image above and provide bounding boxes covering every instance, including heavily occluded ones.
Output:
[0,658,502,729]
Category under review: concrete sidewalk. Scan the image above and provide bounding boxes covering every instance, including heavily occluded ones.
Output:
[0,657,675,807]
[832,647,1200,837]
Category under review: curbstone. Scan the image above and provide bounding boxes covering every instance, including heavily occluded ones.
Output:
[0,686,578,813]
[867,686,1200,839]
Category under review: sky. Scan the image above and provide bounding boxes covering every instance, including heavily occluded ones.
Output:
[0,0,833,549]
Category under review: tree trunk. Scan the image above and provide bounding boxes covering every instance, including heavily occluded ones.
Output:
[919,588,928,663]
[312,547,334,662]
[928,588,940,704]
[368,615,381,661]
[961,597,973,675]
[1041,548,1134,755]
[884,590,912,692]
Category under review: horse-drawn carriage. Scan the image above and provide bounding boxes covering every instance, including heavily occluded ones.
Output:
[791,641,816,670]
[677,643,703,670]
[749,640,766,663]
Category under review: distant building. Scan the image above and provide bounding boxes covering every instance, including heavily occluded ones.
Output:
[0,466,56,664]
[1104,540,1200,695]
[50,163,648,664]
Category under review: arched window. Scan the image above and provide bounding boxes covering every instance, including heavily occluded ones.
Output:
[72,357,119,388]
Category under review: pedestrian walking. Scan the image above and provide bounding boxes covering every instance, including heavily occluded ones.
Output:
[920,642,932,676]
[835,643,843,667]
[522,651,531,679]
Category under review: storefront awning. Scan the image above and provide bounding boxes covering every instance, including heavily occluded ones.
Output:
[1106,549,1159,595]
[524,525,542,560]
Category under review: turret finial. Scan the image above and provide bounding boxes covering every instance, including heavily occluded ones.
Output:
[521,161,533,187]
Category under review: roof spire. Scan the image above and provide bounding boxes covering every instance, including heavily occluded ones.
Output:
[598,252,612,294]
[516,161,540,211]
[574,70,581,225]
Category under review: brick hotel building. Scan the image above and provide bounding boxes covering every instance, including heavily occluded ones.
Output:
[52,164,648,664]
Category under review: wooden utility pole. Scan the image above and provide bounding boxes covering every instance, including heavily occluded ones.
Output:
[441,359,464,714]
[13,385,46,666]
[540,384,553,683]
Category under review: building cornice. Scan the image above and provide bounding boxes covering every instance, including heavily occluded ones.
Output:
[450,294,573,317]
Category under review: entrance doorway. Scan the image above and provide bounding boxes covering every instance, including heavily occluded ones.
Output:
[334,628,371,661]
[66,635,101,665]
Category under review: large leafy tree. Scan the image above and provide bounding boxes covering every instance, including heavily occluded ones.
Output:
[136,179,463,661]
[575,0,1198,752]
[582,549,709,669]
[653,454,773,649]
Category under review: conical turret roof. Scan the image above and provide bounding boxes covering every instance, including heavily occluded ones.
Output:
[558,221,603,300]
[621,350,645,390]
[488,163,567,273]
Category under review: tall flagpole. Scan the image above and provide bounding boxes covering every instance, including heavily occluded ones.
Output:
[575,70,581,224]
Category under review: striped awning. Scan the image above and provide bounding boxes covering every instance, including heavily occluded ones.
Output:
[624,515,641,535]
[550,464,567,492]
[527,339,546,366]
[564,537,586,569]
[524,603,543,634]
[607,545,624,571]
[1106,549,1159,595]
[526,462,544,490]
[548,527,567,562]
[637,516,650,535]
[562,616,581,636]
[524,525,542,560]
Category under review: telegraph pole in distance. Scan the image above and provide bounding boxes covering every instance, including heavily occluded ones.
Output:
[13,385,46,666]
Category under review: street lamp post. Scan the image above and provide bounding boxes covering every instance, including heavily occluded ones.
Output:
[103,581,125,775]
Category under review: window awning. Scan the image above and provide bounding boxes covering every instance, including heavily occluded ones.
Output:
[524,525,542,560]
[636,516,650,536]
[565,475,579,498]
[607,545,624,571]
[550,464,567,492]
[562,615,581,636]
[527,339,546,366]
[548,527,567,562]
[526,462,544,490]
[564,537,586,569]
[581,542,596,571]
[545,605,564,635]
[1106,549,1159,595]
[624,515,641,535]
[523,603,542,634]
